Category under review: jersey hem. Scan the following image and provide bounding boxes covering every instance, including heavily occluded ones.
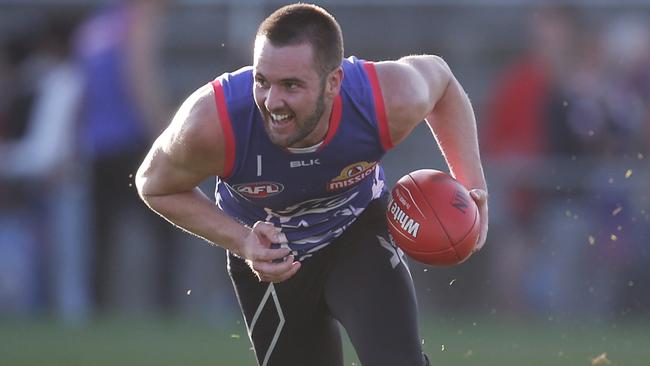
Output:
[362,62,394,151]
[211,79,236,178]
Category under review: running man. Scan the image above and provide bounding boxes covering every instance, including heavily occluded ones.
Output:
[136,3,488,365]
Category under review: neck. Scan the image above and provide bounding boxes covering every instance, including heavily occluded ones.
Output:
[286,140,324,154]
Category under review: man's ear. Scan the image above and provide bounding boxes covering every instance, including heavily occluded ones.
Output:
[326,66,344,98]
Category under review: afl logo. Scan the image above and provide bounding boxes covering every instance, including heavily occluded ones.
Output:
[327,161,377,191]
[232,182,284,198]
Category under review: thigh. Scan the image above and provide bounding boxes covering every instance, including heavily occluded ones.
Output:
[228,252,343,366]
[324,198,426,366]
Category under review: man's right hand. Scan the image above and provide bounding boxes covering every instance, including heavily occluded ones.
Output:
[239,221,301,283]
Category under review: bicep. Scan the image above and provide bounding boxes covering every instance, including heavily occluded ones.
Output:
[136,83,225,196]
[374,56,452,144]
[399,55,452,110]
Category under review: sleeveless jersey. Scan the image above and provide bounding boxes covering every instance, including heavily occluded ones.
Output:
[212,56,393,258]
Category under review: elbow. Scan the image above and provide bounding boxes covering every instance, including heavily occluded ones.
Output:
[134,164,151,203]
[431,55,450,71]
[135,173,162,214]
[430,55,453,88]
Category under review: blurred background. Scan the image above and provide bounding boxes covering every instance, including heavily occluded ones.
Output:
[0,0,649,365]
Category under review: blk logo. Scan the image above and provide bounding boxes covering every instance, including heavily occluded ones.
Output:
[290,159,320,168]
[451,191,468,213]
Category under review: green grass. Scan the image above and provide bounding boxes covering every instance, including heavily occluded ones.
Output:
[1,316,649,366]
[419,317,650,366]
[1,317,256,366]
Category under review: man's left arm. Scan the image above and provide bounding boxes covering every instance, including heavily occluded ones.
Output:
[374,55,489,251]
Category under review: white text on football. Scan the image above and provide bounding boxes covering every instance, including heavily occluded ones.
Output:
[389,202,420,237]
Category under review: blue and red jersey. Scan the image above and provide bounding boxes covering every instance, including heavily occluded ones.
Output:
[212,56,393,257]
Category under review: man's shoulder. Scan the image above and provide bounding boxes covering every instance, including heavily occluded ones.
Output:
[216,66,254,88]
[371,57,442,143]
[379,61,425,114]
[340,56,413,96]
[214,66,256,109]
[339,56,375,97]
[220,65,254,79]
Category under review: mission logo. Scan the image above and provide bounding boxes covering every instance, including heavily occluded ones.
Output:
[232,181,284,198]
[326,161,377,191]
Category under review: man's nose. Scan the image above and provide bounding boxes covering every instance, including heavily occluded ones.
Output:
[264,86,284,111]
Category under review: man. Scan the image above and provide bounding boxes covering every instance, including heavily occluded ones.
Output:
[77,0,172,312]
[136,3,488,366]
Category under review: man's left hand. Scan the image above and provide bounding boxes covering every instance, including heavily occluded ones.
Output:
[469,189,489,253]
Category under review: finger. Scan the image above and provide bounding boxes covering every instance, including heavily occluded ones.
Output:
[252,221,288,244]
[260,260,301,283]
[469,189,488,253]
[253,259,301,283]
[473,235,486,252]
[252,255,295,276]
[272,260,301,283]
[253,246,292,262]
[473,220,489,253]
[257,274,269,282]
[469,189,488,204]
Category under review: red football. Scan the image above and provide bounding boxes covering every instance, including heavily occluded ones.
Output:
[386,169,480,266]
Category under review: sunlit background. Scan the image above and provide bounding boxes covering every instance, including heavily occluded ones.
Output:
[1,1,649,365]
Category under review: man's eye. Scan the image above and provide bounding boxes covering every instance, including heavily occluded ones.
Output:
[255,79,268,87]
[285,82,298,90]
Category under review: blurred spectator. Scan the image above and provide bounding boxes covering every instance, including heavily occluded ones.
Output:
[546,15,649,157]
[0,33,40,316]
[602,18,650,315]
[518,13,650,319]
[0,15,86,320]
[483,5,578,160]
[75,0,173,314]
[546,15,650,317]
[0,36,36,141]
[481,5,580,316]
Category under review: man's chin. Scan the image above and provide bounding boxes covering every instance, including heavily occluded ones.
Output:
[264,121,314,148]
[267,132,293,148]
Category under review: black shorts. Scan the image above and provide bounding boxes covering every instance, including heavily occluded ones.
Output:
[227,196,429,366]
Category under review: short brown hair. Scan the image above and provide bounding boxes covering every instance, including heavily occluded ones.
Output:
[257,3,344,75]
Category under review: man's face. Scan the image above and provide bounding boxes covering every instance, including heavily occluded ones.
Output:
[253,37,330,148]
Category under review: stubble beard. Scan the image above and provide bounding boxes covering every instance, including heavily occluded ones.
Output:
[266,79,327,148]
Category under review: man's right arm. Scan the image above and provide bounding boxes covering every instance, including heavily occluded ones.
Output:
[135,83,246,248]
[135,83,300,282]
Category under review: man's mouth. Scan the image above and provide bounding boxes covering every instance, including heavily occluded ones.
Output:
[270,112,293,126]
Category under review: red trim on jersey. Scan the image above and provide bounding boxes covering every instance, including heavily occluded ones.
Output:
[211,80,235,178]
[318,94,342,151]
[363,62,393,151]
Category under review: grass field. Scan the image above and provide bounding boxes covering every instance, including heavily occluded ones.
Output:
[2,316,649,366]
